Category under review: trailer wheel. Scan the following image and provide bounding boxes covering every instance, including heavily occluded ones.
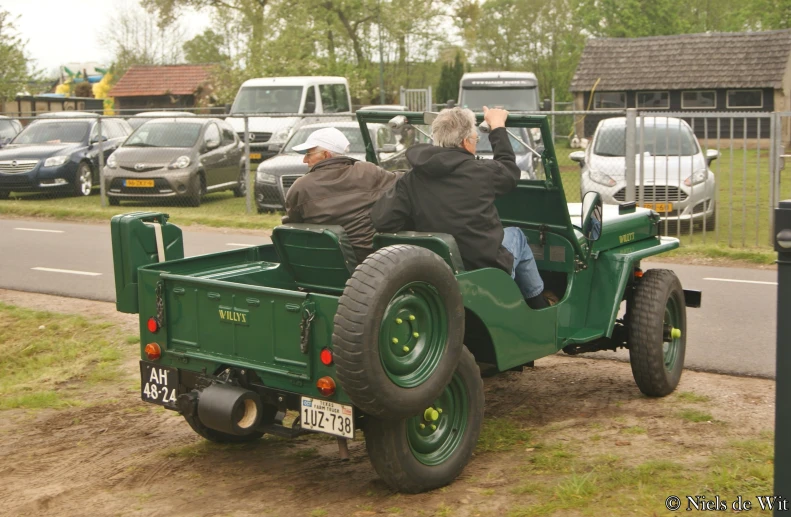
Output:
[333,244,464,419]
[628,269,686,397]
[364,346,483,493]
[183,404,277,444]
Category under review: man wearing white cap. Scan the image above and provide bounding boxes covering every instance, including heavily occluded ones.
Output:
[284,127,401,262]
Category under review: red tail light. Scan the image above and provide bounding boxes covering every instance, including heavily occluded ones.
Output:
[144,342,161,361]
[320,348,333,366]
[147,317,159,333]
[316,376,336,396]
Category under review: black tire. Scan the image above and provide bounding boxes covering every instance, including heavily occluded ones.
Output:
[333,245,465,420]
[364,346,484,493]
[233,167,247,197]
[73,162,93,197]
[628,269,686,397]
[0,190,9,199]
[187,174,204,207]
[183,403,277,444]
[108,197,120,206]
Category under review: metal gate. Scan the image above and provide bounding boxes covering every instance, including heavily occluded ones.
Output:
[399,86,432,112]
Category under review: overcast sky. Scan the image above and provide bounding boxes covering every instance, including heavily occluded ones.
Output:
[5,0,211,78]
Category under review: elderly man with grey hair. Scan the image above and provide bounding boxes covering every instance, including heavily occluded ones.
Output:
[284,127,400,262]
[371,106,547,309]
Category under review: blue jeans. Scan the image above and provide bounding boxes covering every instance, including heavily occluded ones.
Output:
[501,227,544,299]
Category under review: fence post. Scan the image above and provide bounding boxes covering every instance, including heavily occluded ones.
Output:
[98,116,106,208]
[427,86,432,113]
[399,87,406,108]
[774,199,791,514]
[244,115,251,215]
[625,108,637,202]
[551,88,556,146]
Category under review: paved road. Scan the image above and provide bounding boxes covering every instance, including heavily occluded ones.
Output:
[0,218,779,378]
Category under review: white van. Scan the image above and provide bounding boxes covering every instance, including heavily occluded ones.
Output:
[227,76,352,161]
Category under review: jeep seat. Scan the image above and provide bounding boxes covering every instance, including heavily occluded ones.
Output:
[373,232,465,274]
[272,224,357,293]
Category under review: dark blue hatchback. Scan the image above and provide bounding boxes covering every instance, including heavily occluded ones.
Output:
[0,114,131,198]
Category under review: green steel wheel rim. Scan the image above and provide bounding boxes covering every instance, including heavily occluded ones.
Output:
[663,297,681,372]
[379,281,448,388]
[406,370,468,466]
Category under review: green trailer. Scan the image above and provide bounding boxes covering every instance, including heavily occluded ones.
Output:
[111,112,701,493]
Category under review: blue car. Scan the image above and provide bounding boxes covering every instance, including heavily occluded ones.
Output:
[0,114,131,198]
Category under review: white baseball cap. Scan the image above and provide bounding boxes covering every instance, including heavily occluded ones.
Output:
[291,127,351,154]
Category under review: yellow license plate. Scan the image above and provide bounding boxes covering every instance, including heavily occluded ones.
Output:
[249,153,262,160]
[642,202,673,212]
[125,179,154,188]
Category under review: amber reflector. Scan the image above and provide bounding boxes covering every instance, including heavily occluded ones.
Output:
[147,317,159,333]
[320,348,333,366]
[144,342,162,361]
[316,376,336,396]
[634,269,644,278]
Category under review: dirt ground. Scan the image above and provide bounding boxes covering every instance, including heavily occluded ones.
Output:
[0,289,776,517]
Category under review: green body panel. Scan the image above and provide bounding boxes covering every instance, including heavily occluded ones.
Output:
[110,212,184,314]
[373,232,465,273]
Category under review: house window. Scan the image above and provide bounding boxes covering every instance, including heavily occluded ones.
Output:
[682,91,716,109]
[637,91,670,109]
[727,90,763,109]
[593,92,626,109]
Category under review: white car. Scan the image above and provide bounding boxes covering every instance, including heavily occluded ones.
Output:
[570,116,719,230]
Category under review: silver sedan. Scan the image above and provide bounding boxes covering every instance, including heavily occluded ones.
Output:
[570,116,719,230]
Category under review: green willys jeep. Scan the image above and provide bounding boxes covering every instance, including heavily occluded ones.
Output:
[110,112,701,494]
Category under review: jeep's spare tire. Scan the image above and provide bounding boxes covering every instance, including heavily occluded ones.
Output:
[333,244,465,419]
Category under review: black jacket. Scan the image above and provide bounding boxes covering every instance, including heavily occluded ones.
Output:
[370,127,520,273]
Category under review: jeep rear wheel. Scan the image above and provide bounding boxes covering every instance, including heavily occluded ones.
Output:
[628,269,686,397]
[364,347,483,493]
[332,244,464,420]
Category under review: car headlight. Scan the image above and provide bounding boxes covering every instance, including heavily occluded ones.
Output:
[167,156,191,169]
[106,155,117,169]
[257,171,277,184]
[272,127,291,142]
[588,168,617,187]
[44,155,69,168]
[684,169,708,186]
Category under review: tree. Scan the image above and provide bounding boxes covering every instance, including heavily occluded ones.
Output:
[437,51,464,104]
[0,10,32,101]
[184,29,230,64]
[98,4,188,78]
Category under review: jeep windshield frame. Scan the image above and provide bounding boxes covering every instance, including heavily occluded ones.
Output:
[355,110,586,263]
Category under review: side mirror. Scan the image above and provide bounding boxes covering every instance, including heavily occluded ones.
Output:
[388,115,409,132]
[304,101,316,114]
[206,138,220,150]
[705,149,720,165]
[542,98,551,111]
[423,111,439,125]
[581,191,603,242]
[569,151,585,165]
[446,99,456,109]
[90,135,108,145]
[378,144,397,153]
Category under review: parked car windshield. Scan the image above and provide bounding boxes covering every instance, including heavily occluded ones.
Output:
[285,126,367,154]
[460,88,539,111]
[0,120,18,139]
[231,86,303,114]
[475,127,529,155]
[12,120,90,144]
[125,122,203,148]
[594,124,699,157]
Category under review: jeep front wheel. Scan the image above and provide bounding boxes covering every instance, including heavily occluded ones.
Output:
[364,346,484,493]
[332,244,464,420]
[628,269,686,397]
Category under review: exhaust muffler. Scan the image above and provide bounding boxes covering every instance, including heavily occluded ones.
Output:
[196,383,263,436]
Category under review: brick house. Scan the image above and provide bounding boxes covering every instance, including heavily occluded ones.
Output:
[109,64,215,114]
[570,30,791,139]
